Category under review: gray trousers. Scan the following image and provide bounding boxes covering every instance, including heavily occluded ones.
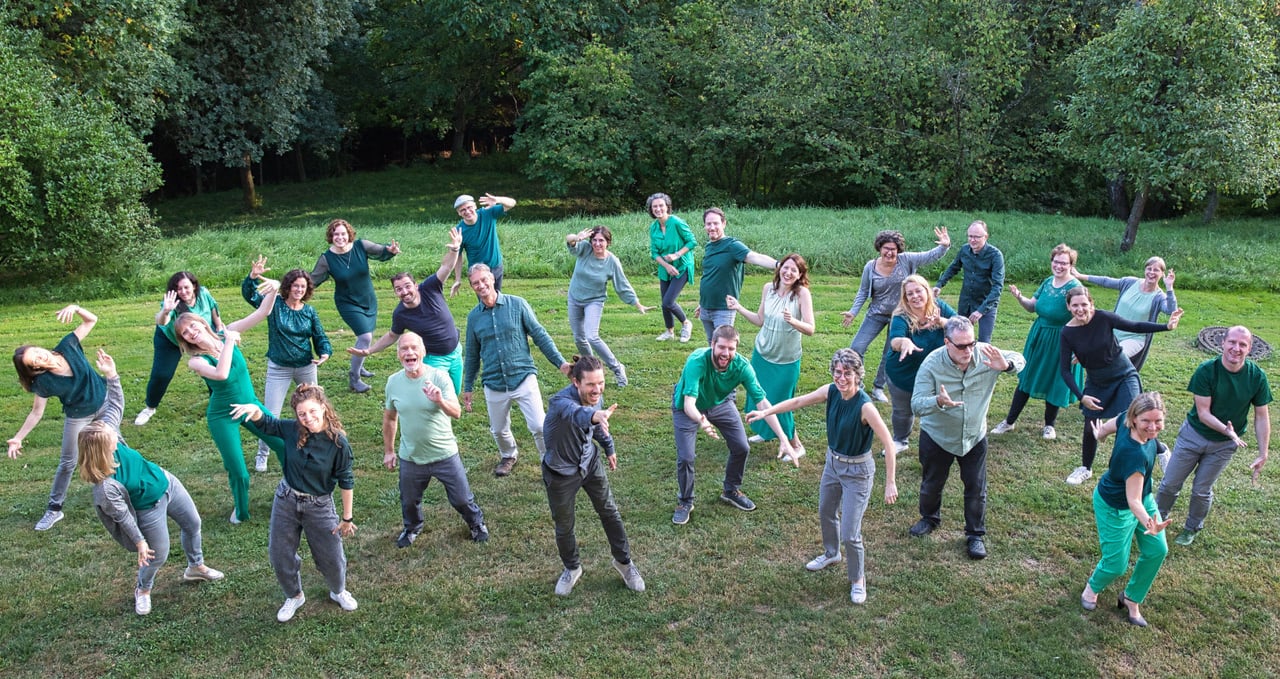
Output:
[269,480,346,598]
[885,376,914,443]
[567,296,623,376]
[818,451,875,584]
[849,312,890,390]
[399,455,484,532]
[483,374,546,460]
[700,309,736,345]
[259,360,316,458]
[49,400,111,511]
[1156,421,1240,532]
[673,400,751,505]
[543,458,631,570]
[136,472,205,590]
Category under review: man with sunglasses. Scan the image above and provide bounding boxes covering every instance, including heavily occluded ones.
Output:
[909,316,1024,559]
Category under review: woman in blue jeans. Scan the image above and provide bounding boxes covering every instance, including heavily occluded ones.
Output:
[646,193,697,343]
[747,349,897,605]
[79,350,224,615]
[565,225,651,387]
[8,304,107,531]
[843,227,950,401]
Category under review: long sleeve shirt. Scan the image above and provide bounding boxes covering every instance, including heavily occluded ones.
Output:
[250,415,355,496]
[242,277,333,368]
[542,384,615,476]
[911,344,1025,456]
[936,244,1005,316]
[567,241,640,305]
[1058,311,1167,401]
[463,293,566,393]
[848,243,950,318]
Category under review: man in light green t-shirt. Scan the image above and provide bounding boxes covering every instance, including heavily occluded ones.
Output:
[383,332,488,548]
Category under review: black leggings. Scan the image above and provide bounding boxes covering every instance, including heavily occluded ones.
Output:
[1081,418,1099,469]
[659,273,689,329]
[1002,388,1060,428]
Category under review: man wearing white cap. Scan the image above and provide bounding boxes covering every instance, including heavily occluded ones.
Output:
[450,193,516,296]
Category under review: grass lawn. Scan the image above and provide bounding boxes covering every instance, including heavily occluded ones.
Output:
[2,165,1279,677]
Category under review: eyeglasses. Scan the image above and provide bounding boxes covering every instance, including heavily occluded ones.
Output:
[947,339,977,351]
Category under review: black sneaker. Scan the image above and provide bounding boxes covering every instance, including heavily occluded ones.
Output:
[909,519,936,537]
[672,504,693,525]
[395,527,422,548]
[719,490,756,512]
[470,523,490,543]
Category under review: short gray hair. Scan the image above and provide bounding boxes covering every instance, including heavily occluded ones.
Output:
[468,263,492,278]
[943,316,974,342]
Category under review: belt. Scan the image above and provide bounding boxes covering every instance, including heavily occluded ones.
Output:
[828,449,872,464]
[279,480,319,499]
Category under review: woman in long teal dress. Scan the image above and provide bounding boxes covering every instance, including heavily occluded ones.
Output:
[176,279,285,524]
[310,218,400,392]
[990,244,1084,441]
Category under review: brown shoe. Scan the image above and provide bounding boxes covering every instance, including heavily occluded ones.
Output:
[494,457,517,477]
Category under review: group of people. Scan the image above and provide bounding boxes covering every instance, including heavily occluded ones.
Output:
[7,196,1271,627]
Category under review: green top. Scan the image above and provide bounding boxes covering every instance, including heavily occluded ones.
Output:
[567,240,640,305]
[910,343,1025,456]
[310,240,397,335]
[200,343,257,416]
[31,333,106,418]
[671,347,766,412]
[1186,358,1272,441]
[242,277,333,368]
[1113,287,1163,344]
[112,443,169,511]
[1096,422,1155,510]
[825,385,875,458]
[252,414,355,495]
[698,236,751,310]
[159,286,220,346]
[384,367,459,465]
[457,204,506,270]
[463,293,566,393]
[752,284,803,364]
[648,215,697,281]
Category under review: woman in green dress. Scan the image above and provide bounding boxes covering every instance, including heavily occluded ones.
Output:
[990,244,1084,442]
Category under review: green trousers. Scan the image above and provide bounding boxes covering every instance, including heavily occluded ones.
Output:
[1088,489,1168,603]
[208,400,285,522]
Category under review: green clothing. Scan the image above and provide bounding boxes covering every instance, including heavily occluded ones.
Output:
[671,347,766,413]
[463,293,566,393]
[910,343,1025,456]
[648,215,697,281]
[457,204,506,270]
[884,301,956,389]
[310,240,396,335]
[252,414,355,496]
[1097,423,1156,509]
[826,385,874,458]
[112,443,169,511]
[753,284,803,364]
[1017,277,1082,407]
[158,286,220,346]
[32,333,105,418]
[567,240,639,305]
[385,367,460,465]
[242,277,333,368]
[698,236,752,310]
[936,243,1005,316]
[1186,358,1273,441]
[1113,288,1164,345]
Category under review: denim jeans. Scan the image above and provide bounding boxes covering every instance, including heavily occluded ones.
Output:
[483,374,547,460]
[917,430,987,537]
[1155,421,1240,532]
[398,455,484,532]
[885,377,914,443]
[136,472,205,590]
[567,296,623,375]
[49,400,110,511]
[700,309,736,345]
[542,458,631,570]
[659,273,689,329]
[269,480,347,598]
[818,451,875,583]
[259,360,318,459]
[673,399,751,505]
[849,312,890,390]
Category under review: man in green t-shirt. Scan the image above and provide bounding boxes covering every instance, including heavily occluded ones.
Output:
[383,332,488,548]
[1156,325,1271,546]
[670,325,794,525]
[694,207,779,344]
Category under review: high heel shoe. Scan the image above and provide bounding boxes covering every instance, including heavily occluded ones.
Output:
[1117,594,1148,627]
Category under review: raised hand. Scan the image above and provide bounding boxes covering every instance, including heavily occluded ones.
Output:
[1166,308,1184,330]
[980,344,1010,372]
[162,290,180,313]
[250,254,269,279]
[387,239,402,255]
[423,380,444,404]
[222,328,242,346]
[95,348,117,379]
[56,305,80,324]
[934,225,950,247]
[228,402,262,422]
[448,227,462,248]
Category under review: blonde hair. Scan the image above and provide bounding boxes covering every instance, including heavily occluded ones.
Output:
[174,312,213,354]
[77,421,120,484]
[893,274,941,334]
[1124,392,1166,430]
[291,384,346,449]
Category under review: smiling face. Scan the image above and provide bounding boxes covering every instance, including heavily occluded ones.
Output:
[1221,327,1253,372]
[392,275,420,307]
[878,241,899,265]
[1144,261,1165,283]
[469,269,497,307]
[1067,293,1094,323]
[711,335,738,371]
[456,201,478,225]
[1132,408,1166,443]
[903,280,929,311]
[177,316,211,347]
[574,368,606,406]
[777,258,800,287]
[294,398,327,434]
[330,224,351,249]
[832,363,859,396]
[287,276,309,303]
[704,211,726,241]
[1050,253,1072,278]
[174,276,197,306]
[397,334,424,375]
[590,232,609,257]
[21,347,57,372]
[650,198,670,220]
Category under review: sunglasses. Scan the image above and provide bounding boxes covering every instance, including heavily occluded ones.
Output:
[947,339,977,351]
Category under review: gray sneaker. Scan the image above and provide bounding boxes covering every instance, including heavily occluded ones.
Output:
[612,559,646,592]
[470,523,490,543]
[555,566,583,596]
[34,510,64,531]
[254,450,269,473]
[720,490,756,512]
[615,364,629,388]
[672,503,693,525]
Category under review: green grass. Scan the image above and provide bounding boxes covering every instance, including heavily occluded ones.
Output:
[2,166,1280,676]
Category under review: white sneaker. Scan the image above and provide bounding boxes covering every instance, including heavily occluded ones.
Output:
[277,593,306,622]
[229,510,242,525]
[991,421,1015,435]
[1042,425,1057,440]
[329,590,358,611]
[805,553,843,571]
[679,320,693,343]
[34,509,64,531]
[135,588,151,615]
[183,564,225,582]
[133,407,157,426]
[850,583,867,605]
[656,330,675,342]
[555,566,584,596]
[781,443,806,463]
[872,388,888,403]
[1066,466,1093,485]
[612,559,646,592]
[254,451,269,473]
[893,440,908,454]
[747,435,765,444]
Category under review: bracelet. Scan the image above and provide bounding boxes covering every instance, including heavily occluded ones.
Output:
[341,517,354,523]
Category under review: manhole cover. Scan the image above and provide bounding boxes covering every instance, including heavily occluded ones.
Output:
[1196,326,1272,360]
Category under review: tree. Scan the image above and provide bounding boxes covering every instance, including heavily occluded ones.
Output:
[0,27,161,278]
[1061,0,1280,251]
[168,0,356,210]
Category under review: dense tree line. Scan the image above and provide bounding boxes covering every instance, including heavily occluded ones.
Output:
[3,0,1279,276]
